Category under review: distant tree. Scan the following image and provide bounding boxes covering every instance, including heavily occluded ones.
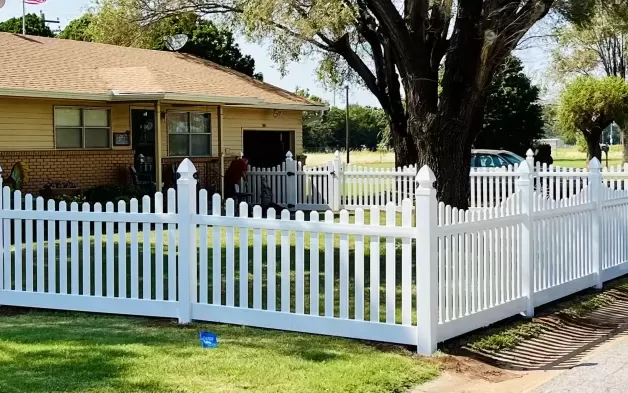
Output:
[60,2,262,79]
[557,76,628,160]
[57,14,94,41]
[473,57,545,156]
[0,13,54,37]
[302,105,387,152]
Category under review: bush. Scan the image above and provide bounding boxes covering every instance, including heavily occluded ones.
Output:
[82,185,149,205]
[51,194,87,205]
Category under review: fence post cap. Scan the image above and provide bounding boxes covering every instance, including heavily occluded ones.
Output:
[517,160,532,173]
[416,165,436,189]
[286,151,293,160]
[526,148,534,158]
[334,150,340,158]
[589,157,602,170]
[176,158,197,178]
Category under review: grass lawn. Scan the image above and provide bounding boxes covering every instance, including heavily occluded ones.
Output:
[305,145,625,169]
[0,309,438,393]
[0,211,436,393]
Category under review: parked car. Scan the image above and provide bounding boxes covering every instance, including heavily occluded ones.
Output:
[471,149,524,168]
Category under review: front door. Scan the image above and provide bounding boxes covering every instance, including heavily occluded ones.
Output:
[131,109,156,182]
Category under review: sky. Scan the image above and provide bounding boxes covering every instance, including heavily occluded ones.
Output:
[0,0,551,107]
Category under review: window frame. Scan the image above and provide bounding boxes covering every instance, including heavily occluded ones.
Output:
[53,106,112,150]
[166,111,212,157]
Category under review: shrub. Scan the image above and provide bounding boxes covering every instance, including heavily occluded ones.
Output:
[82,184,148,205]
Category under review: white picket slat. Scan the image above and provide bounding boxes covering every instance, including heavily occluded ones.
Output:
[281,209,291,313]
[117,201,127,298]
[94,203,103,297]
[239,202,249,308]
[130,199,139,299]
[199,190,208,304]
[36,198,44,293]
[24,194,33,292]
[106,202,115,297]
[82,202,91,296]
[154,193,164,301]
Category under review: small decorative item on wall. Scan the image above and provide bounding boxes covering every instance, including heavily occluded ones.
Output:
[114,131,131,146]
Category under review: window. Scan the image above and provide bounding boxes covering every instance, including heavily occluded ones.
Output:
[472,154,508,168]
[167,112,211,156]
[55,107,111,149]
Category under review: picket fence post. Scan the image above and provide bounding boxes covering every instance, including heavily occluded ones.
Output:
[285,152,297,211]
[332,151,342,211]
[589,157,603,289]
[517,159,535,317]
[176,159,198,324]
[415,165,438,355]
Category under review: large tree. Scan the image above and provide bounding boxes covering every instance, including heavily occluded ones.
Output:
[550,0,628,161]
[134,0,558,208]
[59,5,262,79]
[473,57,545,156]
[0,13,55,37]
[557,76,628,160]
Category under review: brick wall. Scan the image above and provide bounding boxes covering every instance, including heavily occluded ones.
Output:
[0,150,134,194]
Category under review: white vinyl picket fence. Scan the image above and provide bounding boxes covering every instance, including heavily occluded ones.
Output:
[245,150,628,212]
[1,157,627,355]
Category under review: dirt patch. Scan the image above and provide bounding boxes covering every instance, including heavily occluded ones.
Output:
[432,354,518,383]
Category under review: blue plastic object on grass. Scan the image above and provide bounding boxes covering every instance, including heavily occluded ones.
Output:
[200,331,218,348]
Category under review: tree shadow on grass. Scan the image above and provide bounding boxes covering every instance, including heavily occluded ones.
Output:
[0,337,164,393]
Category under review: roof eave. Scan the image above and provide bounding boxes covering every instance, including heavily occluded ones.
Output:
[0,88,329,110]
[225,102,328,111]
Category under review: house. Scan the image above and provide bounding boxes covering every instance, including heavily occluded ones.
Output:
[0,32,325,194]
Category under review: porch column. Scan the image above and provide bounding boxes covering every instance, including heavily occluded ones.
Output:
[218,104,224,195]
[154,101,163,190]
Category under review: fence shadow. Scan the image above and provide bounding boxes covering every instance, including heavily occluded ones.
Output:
[444,284,628,371]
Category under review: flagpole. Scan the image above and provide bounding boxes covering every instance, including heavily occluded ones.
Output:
[22,0,26,34]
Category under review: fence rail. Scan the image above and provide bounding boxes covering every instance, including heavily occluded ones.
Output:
[0,156,627,355]
[242,150,628,212]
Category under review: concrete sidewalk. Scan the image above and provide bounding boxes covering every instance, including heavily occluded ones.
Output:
[534,334,628,393]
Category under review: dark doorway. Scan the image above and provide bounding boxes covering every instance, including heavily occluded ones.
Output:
[243,130,293,168]
[131,109,156,182]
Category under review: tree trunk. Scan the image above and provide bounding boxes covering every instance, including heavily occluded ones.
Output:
[586,135,602,161]
[412,115,473,210]
[390,120,418,167]
[623,130,628,164]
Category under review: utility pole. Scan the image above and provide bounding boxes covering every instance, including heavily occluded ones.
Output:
[345,84,349,164]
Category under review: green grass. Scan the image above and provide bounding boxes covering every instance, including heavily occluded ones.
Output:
[305,146,625,170]
[0,213,439,393]
[0,310,438,393]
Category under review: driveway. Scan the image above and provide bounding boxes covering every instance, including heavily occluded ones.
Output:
[533,333,628,393]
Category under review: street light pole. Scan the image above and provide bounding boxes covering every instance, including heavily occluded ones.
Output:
[345,84,349,164]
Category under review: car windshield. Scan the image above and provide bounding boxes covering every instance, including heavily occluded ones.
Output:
[499,152,524,165]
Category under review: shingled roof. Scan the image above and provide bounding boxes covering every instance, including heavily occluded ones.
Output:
[0,33,324,110]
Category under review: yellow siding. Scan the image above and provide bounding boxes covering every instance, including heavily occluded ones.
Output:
[222,108,303,155]
[0,97,132,150]
[159,106,303,157]
[0,98,304,156]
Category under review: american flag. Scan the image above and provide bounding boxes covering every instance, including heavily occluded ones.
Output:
[24,0,46,4]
